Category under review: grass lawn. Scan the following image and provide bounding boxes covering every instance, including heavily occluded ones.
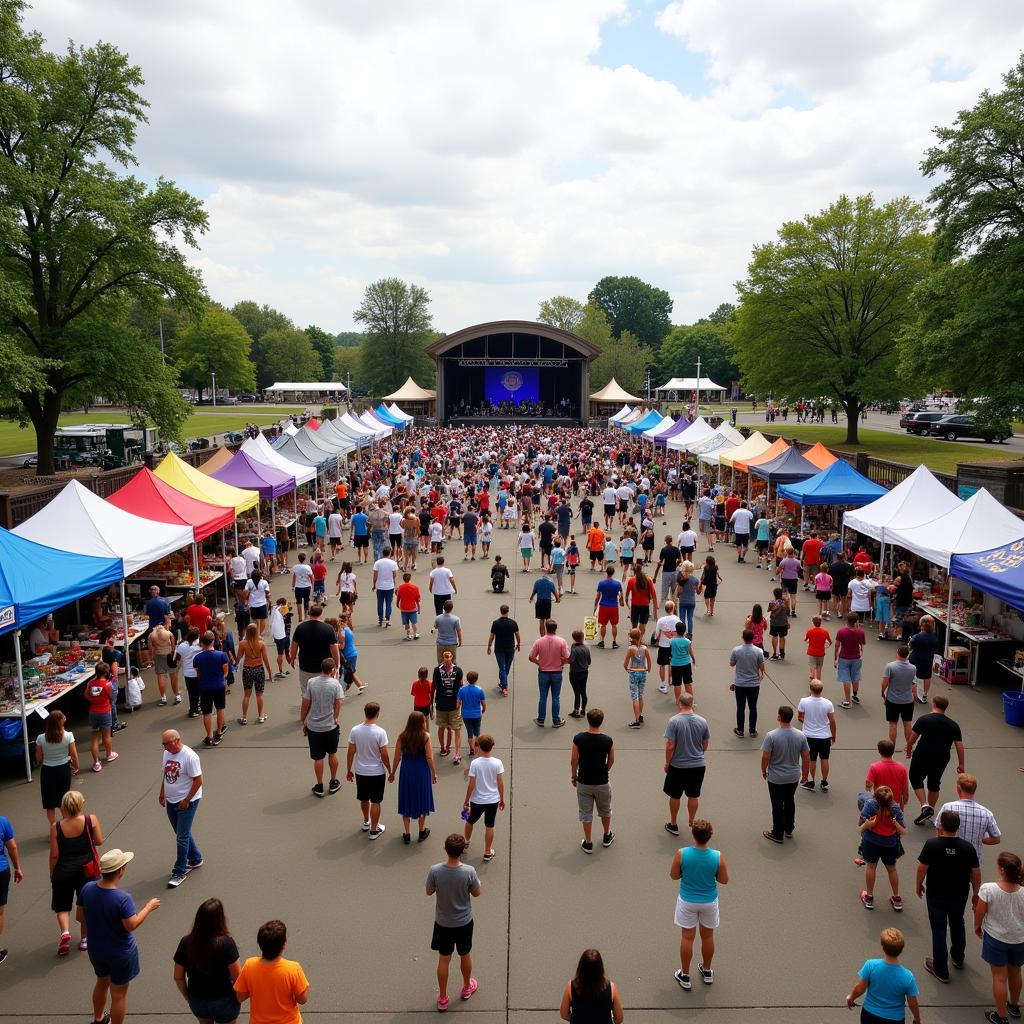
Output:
[0,407,308,457]
[760,425,1020,475]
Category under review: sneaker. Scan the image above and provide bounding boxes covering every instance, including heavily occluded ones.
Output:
[674,969,692,990]
[552,720,565,729]
[257,716,267,724]
[841,701,852,709]
[361,820,371,831]
[914,806,935,825]
[437,995,450,1012]
[984,1014,1009,1024]
[328,778,341,794]
[159,697,167,706]
[612,642,619,649]
[923,957,949,983]
[312,783,325,798]
[91,761,103,772]
[918,695,929,704]
[368,823,386,840]
[483,850,495,862]
[890,895,903,912]
[800,780,815,791]
[763,830,784,844]
[167,873,187,888]
[733,727,745,737]
[628,720,642,729]
[104,751,119,763]
[820,780,829,792]
[581,839,594,854]
[237,717,247,726]
[596,640,605,648]
[748,730,758,738]
[603,832,615,848]
[460,978,478,1001]
[658,683,670,694]
[534,718,545,727]
[851,693,861,704]
[664,822,680,836]
[174,694,182,704]
[860,890,874,909]
[58,931,71,956]
[1008,1003,1021,1019]
[698,963,714,984]
[418,827,431,843]
[188,857,203,870]
[188,711,201,719]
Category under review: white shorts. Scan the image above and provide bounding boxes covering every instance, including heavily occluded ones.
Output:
[674,896,720,930]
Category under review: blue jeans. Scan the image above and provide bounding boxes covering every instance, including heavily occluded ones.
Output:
[537,671,562,723]
[494,650,515,691]
[679,604,695,635]
[166,799,202,877]
[376,588,394,623]
[371,530,386,560]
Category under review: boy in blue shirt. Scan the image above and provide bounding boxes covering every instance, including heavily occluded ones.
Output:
[530,571,560,637]
[846,927,920,1024]
[456,671,487,759]
[261,529,278,575]
[669,621,697,702]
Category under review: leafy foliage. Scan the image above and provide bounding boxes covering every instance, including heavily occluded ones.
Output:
[261,327,324,384]
[659,320,739,391]
[175,306,255,399]
[575,302,650,395]
[588,275,673,348]
[353,278,435,395]
[304,324,336,380]
[537,295,585,333]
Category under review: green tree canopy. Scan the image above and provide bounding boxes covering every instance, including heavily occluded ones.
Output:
[304,324,335,380]
[335,331,363,347]
[261,327,323,385]
[907,54,1024,418]
[731,194,931,443]
[332,344,362,386]
[575,302,650,396]
[0,0,206,471]
[175,306,255,400]
[588,275,673,348]
[659,320,739,391]
[537,295,585,333]
[353,278,435,395]
[229,300,294,388]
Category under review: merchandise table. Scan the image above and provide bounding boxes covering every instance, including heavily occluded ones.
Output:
[914,601,1016,687]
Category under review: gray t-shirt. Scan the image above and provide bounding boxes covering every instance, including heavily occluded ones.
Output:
[731,643,764,687]
[883,660,916,704]
[664,712,710,769]
[426,862,481,927]
[434,613,461,646]
[302,673,344,732]
[761,727,809,784]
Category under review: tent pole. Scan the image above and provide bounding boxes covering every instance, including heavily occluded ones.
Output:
[119,579,132,678]
[945,573,955,659]
[15,629,30,782]
[800,504,805,536]
[192,543,201,597]
[222,529,229,606]
[233,521,238,555]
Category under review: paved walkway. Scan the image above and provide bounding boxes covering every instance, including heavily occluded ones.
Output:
[1,500,1022,1021]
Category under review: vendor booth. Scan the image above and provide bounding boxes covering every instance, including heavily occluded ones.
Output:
[719,432,772,471]
[154,453,260,515]
[666,417,718,453]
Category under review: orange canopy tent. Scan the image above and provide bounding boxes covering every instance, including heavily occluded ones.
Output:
[803,442,839,470]
[733,437,789,473]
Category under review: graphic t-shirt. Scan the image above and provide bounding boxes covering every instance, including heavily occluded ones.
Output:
[162,745,203,803]
[432,664,464,711]
[84,679,113,714]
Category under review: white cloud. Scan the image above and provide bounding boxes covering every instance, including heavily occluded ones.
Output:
[27,0,1024,332]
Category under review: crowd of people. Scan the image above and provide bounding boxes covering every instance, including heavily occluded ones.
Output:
[1,421,1022,1024]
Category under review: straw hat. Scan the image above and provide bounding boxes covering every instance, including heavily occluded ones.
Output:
[99,849,134,873]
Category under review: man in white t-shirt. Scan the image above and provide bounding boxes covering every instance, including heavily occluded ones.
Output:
[346,702,391,839]
[429,558,457,615]
[159,729,204,887]
[729,503,754,563]
[372,547,400,627]
[797,681,836,791]
[654,601,682,693]
[615,483,633,524]
[241,539,262,577]
[327,511,344,559]
[388,510,404,552]
[601,485,618,527]
[291,553,315,621]
[228,549,248,598]
[462,735,505,862]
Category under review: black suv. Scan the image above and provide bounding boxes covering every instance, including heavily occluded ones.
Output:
[927,414,1012,443]
[901,411,948,434]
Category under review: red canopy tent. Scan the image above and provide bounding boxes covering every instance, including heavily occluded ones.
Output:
[107,467,235,540]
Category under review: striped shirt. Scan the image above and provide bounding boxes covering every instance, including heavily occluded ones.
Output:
[936,798,1001,861]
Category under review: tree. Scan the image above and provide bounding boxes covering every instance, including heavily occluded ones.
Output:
[229,300,293,388]
[731,194,931,443]
[907,55,1024,418]
[705,302,736,325]
[332,344,362,386]
[304,324,335,380]
[588,275,673,348]
[575,302,650,396]
[537,295,585,333]
[335,331,363,347]
[353,278,435,395]
[659,321,739,391]
[0,1,206,472]
[175,306,255,399]
[261,327,323,385]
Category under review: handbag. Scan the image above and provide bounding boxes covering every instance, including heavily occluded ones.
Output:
[81,815,101,880]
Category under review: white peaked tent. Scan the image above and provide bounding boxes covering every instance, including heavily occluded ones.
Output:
[642,415,678,440]
[589,379,643,404]
[381,377,437,402]
[842,465,963,543]
[241,435,316,486]
[387,404,414,423]
[338,412,377,442]
[282,421,299,436]
[694,423,746,463]
[607,404,633,424]
[666,417,717,452]
[884,488,1024,570]
[357,410,393,437]
[13,479,193,575]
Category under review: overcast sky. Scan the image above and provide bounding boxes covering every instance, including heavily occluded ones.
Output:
[31,0,1024,333]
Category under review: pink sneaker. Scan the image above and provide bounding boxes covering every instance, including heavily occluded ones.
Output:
[104,751,119,764]
[91,761,102,773]
[460,978,478,1001]
[437,995,449,1012]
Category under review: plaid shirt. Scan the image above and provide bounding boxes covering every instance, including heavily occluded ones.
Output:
[936,798,1000,861]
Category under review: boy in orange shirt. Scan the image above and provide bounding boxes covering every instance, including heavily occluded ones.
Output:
[396,571,422,641]
[412,667,434,718]
[804,615,832,683]
[235,919,309,1024]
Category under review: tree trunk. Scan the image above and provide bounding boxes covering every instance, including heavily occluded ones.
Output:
[843,397,861,445]
[33,390,64,476]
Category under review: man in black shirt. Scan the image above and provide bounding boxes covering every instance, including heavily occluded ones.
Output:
[654,536,682,603]
[537,516,557,571]
[289,605,340,692]
[486,606,521,697]
[432,650,464,761]
[892,560,916,639]
[916,809,980,981]
[578,496,594,529]
[828,553,855,618]
[906,695,965,825]
[570,707,615,853]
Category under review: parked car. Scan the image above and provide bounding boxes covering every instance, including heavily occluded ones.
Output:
[927,414,1012,443]
[237,393,262,403]
[901,411,948,434]
[22,455,37,468]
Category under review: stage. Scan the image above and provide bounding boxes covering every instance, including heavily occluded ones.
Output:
[446,415,579,428]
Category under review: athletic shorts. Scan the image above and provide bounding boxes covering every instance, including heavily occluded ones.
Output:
[431,920,473,957]
[909,754,948,794]
[671,663,693,688]
[597,606,618,626]
[769,625,789,638]
[275,637,288,655]
[0,867,9,907]
[630,605,650,626]
[675,896,720,930]
[354,772,386,804]
[294,587,311,609]
[576,782,612,823]
[657,646,672,666]
[355,536,369,548]
[535,600,552,620]
[90,947,141,985]
[861,837,901,867]
[242,666,266,693]
[807,736,831,760]
[782,578,798,594]
[663,764,705,800]
[815,590,831,602]
[249,605,268,620]
[885,700,913,723]
[468,801,498,827]
[755,539,770,551]
[199,689,226,714]
[307,725,340,760]
[88,711,112,731]
[604,504,615,518]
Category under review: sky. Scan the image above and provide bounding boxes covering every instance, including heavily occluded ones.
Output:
[30,0,1024,334]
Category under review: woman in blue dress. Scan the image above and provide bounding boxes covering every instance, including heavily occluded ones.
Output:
[390,711,438,845]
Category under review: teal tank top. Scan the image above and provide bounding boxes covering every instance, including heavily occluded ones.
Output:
[679,846,720,904]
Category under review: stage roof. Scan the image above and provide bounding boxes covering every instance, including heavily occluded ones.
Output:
[425,320,600,360]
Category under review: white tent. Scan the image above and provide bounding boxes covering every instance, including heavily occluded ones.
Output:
[884,488,1024,570]
[282,421,299,436]
[666,417,718,452]
[265,382,348,395]
[842,465,963,544]
[694,423,746,463]
[642,415,677,440]
[311,419,357,455]
[655,376,727,394]
[607,404,633,424]
[241,435,316,486]
[13,479,194,575]
[358,411,393,437]
[338,412,378,441]
[387,404,414,423]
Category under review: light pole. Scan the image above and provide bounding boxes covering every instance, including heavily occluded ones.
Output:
[211,371,217,408]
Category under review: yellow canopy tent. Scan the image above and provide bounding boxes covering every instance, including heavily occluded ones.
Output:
[719,431,771,470]
[154,453,259,514]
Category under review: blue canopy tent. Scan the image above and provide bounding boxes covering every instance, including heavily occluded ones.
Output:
[777,459,887,506]
[0,529,124,780]
[626,410,663,435]
[375,404,407,427]
[950,542,1024,612]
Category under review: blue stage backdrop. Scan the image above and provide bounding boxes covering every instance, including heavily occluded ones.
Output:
[484,366,539,405]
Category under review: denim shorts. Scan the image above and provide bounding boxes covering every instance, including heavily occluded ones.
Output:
[88,711,112,731]
[188,993,240,1023]
[464,716,481,738]
[401,610,418,625]
[982,932,1024,967]
[628,671,646,701]
[836,657,862,683]
[90,947,140,985]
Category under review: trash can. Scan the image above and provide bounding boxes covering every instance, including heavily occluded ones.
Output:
[1004,690,1024,727]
